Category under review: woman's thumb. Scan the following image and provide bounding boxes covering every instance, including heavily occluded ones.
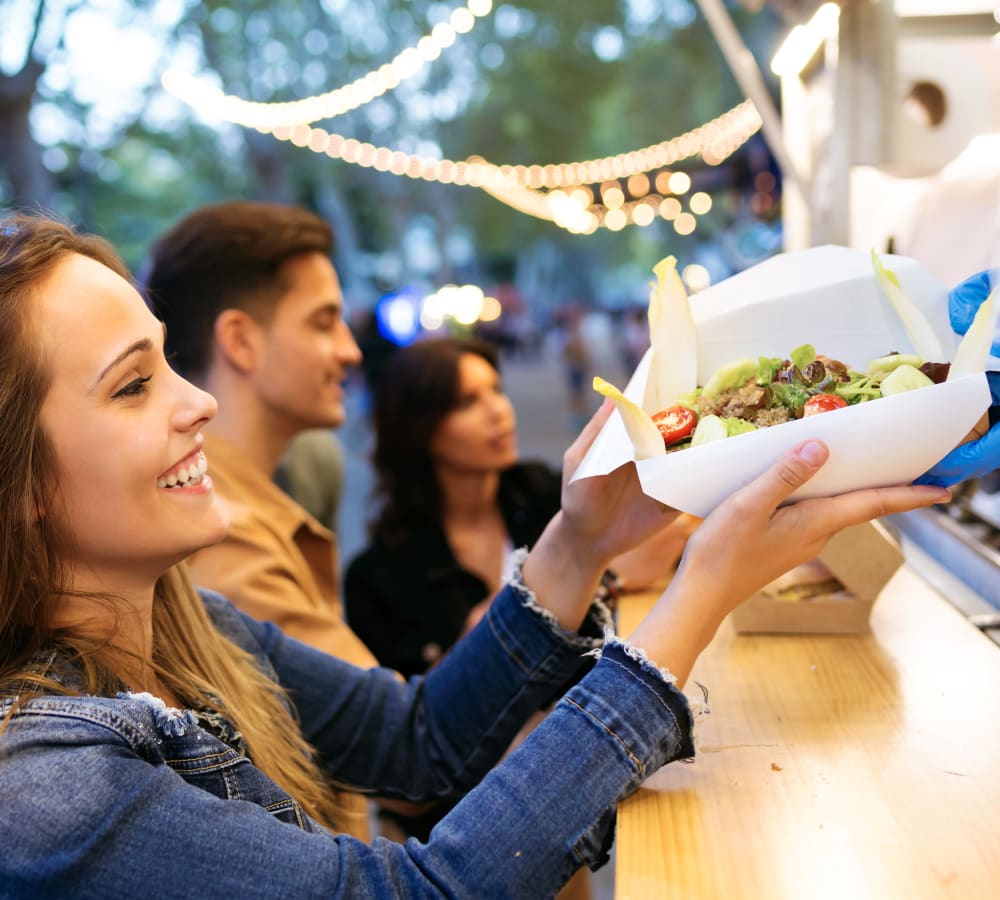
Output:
[748,440,829,510]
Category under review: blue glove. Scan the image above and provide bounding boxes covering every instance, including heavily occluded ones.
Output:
[948,269,1000,355]
[916,267,1000,487]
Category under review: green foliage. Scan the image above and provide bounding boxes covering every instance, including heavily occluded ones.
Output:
[0,0,782,300]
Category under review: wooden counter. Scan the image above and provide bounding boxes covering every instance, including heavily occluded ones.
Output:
[615,565,1000,899]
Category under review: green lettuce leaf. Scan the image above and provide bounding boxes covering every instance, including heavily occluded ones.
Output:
[871,250,945,362]
[948,286,999,381]
[789,344,816,371]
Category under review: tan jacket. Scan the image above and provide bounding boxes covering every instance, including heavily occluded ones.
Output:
[189,432,377,839]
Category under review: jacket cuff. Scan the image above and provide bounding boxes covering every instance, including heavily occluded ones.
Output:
[506,547,616,650]
[551,641,701,871]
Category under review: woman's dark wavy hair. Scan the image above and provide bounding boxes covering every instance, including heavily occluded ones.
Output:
[370,336,500,544]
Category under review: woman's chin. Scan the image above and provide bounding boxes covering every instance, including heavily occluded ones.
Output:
[185,504,233,555]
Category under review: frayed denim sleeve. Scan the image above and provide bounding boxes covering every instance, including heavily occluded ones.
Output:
[505,547,616,651]
[505,548,709,739]
[408,641,704,889]
[588,632,710,749]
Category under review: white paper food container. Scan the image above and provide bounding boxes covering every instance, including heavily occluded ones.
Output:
[573,246,992,517]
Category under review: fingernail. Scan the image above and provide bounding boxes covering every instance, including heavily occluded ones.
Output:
[798,440,827,466]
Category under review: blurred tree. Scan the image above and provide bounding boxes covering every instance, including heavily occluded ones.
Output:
[0,0,782,298]
[0,0,69,207]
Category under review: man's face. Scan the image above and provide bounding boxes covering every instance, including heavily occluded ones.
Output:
[250,252,361,431]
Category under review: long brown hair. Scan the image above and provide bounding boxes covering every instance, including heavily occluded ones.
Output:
[0,213,351,831]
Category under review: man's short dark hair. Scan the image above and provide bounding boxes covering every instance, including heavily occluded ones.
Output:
[143,201,334,379]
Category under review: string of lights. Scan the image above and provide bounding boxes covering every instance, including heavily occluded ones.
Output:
[270,98,758,188]
[161,0,495,130]
[162,0,764,234]
[266,100,761,232]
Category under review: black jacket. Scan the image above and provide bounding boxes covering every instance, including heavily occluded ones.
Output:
[344,462,562,678]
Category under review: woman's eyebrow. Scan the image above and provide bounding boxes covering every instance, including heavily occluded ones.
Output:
[93,338,153,389]
[93,323,168,389]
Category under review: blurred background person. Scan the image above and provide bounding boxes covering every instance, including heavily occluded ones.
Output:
[276,429,346,535]
[621,305,650,375]
[145,201,379,839]
[557,306,593,434]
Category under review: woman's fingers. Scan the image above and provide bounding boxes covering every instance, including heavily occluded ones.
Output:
[727,440,950,530]
[806,483,951,535]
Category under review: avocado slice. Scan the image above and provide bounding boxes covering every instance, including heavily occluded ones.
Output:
[702,358,757,398]
[879,363,934,396]
[866,353,924,378]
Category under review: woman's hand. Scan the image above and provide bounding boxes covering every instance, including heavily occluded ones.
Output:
[522,400,681,631]
[609,513,701,591]
[628,440,952,686]
[557,399,682,562]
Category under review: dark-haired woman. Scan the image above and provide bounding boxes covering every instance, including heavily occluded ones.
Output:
[345,336,699,681]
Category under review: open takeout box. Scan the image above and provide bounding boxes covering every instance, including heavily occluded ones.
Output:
[573,245,993,519]
[729,520,904,634]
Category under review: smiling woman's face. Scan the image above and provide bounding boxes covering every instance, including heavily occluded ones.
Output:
[36,254,230,589]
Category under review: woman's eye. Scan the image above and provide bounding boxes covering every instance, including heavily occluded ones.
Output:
[113,375,152,399]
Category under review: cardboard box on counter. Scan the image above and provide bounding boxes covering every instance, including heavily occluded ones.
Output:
[729,520,904,634]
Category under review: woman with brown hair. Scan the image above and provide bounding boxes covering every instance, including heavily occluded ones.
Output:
[0,212,947,898]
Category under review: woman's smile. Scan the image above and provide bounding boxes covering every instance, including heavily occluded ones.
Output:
[157,449,210,490]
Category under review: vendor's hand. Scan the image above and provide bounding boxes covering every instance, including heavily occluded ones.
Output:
[629,441,951,686]
[948,269,1000,355]
[916,370,1000,486]
[916,269,1000,487]
[558,398,681,564]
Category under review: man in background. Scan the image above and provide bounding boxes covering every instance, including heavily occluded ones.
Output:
[144,201,378,837]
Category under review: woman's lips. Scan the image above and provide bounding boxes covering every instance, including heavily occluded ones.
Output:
[489,431,517,450]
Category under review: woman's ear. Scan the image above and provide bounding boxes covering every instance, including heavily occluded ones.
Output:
[213,309,261,374]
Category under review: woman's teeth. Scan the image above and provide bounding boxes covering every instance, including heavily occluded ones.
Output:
[158,456,208,489]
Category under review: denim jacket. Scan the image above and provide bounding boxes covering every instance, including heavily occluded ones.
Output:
[0,575,696,899]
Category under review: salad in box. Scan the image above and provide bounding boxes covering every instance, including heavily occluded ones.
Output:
[572,245,996,518]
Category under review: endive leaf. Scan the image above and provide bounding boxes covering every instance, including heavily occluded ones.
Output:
[593,376,665,460]
[947,287,999,381]
[871,250,946,362]
[643,256,699,414]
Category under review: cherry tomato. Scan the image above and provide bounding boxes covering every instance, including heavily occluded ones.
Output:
[652,406,697,445]
[803,393,847,417]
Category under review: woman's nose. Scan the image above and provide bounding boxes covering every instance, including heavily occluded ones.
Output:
[173,372,217,431]
[489,393,513,420]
